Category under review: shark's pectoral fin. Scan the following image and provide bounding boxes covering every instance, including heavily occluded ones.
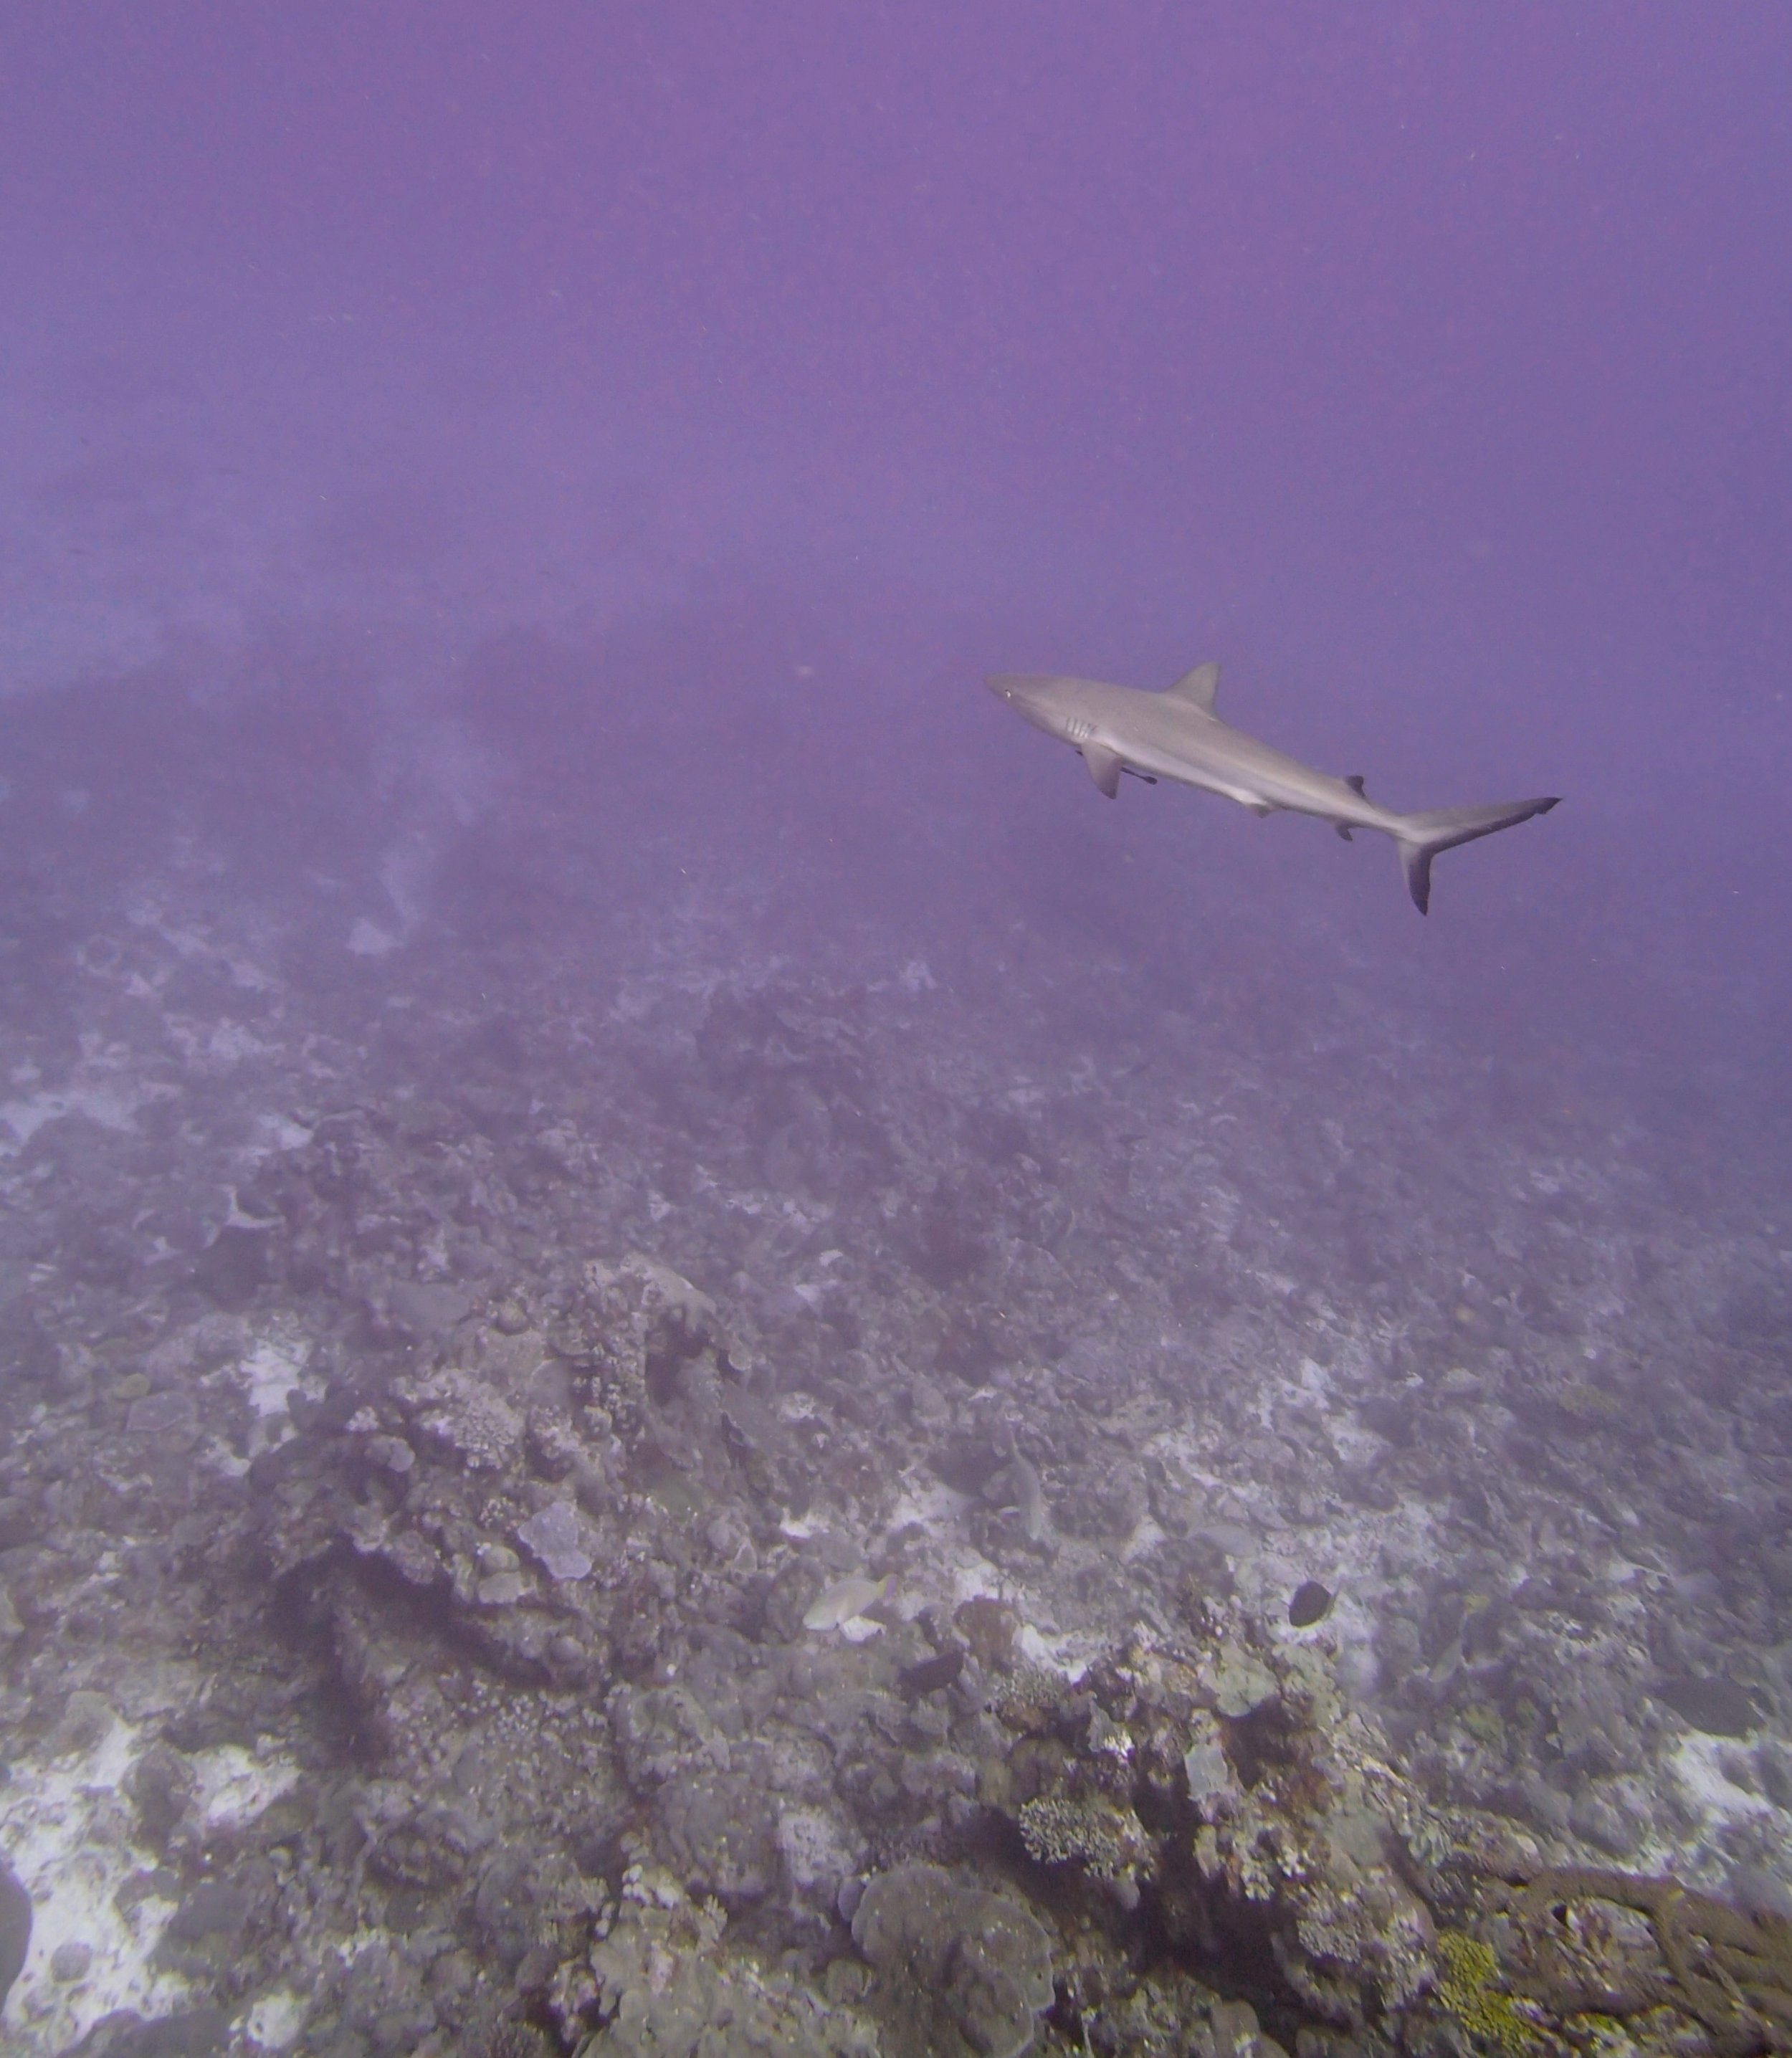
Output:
[1082,743,1123,798]
[1165,661,1221,711]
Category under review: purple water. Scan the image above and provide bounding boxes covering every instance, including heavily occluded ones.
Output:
[1,7,1789,2049]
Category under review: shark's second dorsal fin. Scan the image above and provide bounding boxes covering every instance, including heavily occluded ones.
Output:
[1165,661,1220,711]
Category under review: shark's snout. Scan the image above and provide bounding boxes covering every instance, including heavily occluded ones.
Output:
[986,673,1062,735]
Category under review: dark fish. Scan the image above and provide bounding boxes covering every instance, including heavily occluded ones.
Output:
[0,1858,30,2012]
[1652,1675,1760,1738]
[897,1647,965,1700]
[1288,1580,1334,1628]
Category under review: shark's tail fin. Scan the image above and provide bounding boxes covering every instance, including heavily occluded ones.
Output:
[1393,796,1560,914]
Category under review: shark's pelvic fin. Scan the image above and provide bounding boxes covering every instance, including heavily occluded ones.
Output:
[1394,796,1561,915]
[1164,662,1221,712]
[1082,743,1123,797]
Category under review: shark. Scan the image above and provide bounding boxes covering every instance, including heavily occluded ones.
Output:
[987,662,1558,913]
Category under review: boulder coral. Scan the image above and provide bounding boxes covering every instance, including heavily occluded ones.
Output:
[849,1862,1055,2058]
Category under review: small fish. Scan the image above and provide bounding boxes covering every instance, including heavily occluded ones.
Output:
[803,1573,893,1632]
[1288,1580,1334,1628]
[1651,1674,1760,1739]
[1427,1632,1465,1688]
[0,1858,30,2013]
[983,1455,1047,1541]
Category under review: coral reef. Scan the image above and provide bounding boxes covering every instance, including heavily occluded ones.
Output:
[561,1859,876,2057]
[1,674,1790,2058]
[978,1618,1447,2030]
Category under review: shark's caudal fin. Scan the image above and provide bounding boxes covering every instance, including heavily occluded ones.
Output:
[1393,796,1560,914]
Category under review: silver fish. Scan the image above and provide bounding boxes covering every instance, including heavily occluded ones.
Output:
[803,1573,892,1631]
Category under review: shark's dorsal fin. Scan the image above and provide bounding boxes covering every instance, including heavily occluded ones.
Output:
[1345,774,1367,796]
[1165,661,1220,711]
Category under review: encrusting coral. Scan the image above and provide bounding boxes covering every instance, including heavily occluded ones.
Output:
[1433,1928,1541,2057]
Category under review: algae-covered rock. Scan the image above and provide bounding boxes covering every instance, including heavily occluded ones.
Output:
[656,1766,781,1905]
[608,1682,782,1905]
[517,1498,595,1581]
[1210,1640,1279,1718]
[1183,1715,1239,1811]
[852,1861,1055,2058]
[579,1864,877,2057]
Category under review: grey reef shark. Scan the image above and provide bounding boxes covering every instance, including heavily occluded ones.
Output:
[988,662,1558,913]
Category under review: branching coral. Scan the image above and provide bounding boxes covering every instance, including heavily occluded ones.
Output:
[1016,1793,1153,1885]
[988,1662,1069,1735]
